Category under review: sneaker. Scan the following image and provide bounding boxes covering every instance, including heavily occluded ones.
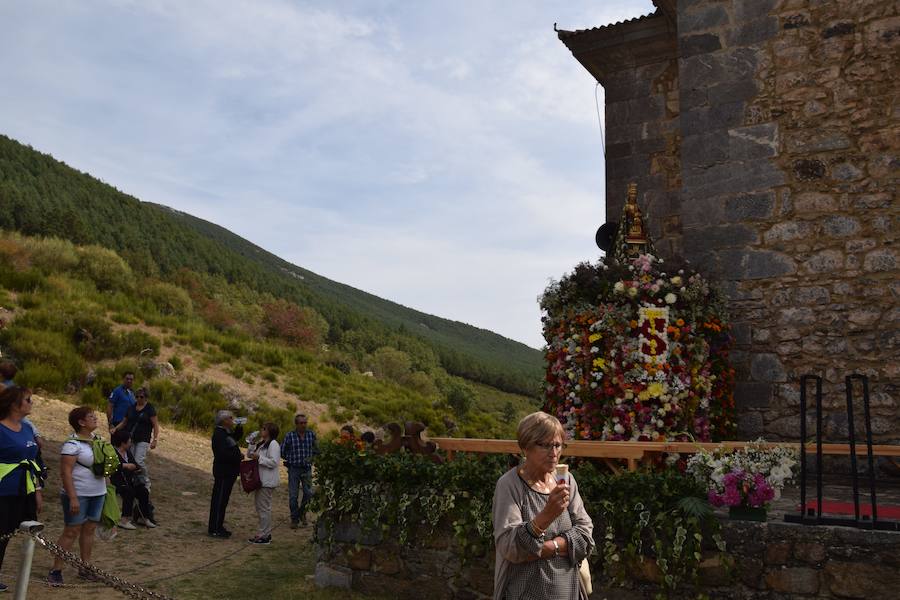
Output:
[137,517,157,528]
[248,536,270,545]
[118,519,137,530]
[48,570,63,587]
[208,530,232,538]
[78,569,100,582]
[290,521,299,529]
[0,582,7,592]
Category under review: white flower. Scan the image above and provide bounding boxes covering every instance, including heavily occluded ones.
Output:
[628,287,638,298]
[614,281,625,294]
[670,276,682,286]
[614,424,625,434]
[665,293,677,304]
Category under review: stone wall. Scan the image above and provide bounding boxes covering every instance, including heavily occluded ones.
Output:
[315,516,900,600]
[560,0,899,445]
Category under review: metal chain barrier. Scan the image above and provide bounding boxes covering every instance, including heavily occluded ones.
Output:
[32,532,175,600]
[0,529,20,545]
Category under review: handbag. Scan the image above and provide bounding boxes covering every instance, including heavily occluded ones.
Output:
[240,459,262,493]
[578,557,592,596]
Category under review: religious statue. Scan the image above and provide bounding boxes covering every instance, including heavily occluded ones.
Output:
[612,182,655,261]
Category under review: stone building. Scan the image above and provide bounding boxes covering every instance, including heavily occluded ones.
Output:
[558,0,898,442]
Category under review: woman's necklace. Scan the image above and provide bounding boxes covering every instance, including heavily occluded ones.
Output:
[519,467,552,493]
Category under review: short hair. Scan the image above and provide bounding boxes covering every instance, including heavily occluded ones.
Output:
[516,411,566,451]
[360,431,375,444]
[68,406,95,431]
[0,360,17,380]
[215,410,233,426]
[111,429,131,447]
[0,386,30,420]
[294,414,307,424]
[123,371,135,379]
[135,387,148,398]
[340,424,354,434]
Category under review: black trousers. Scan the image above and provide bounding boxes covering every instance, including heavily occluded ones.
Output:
[115,483,153,520]
[207,474,236,534]
[0,493,37,570]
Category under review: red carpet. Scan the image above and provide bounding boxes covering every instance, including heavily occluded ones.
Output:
[801,500,900,519]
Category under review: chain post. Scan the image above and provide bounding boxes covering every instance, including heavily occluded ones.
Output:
[13,521,43,600]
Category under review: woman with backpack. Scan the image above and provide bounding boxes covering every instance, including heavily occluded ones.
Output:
[246,422,280,544]
[48,406,108,587]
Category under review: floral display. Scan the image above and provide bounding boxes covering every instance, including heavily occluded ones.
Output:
[686,441,798,508]
[540,252,735,442]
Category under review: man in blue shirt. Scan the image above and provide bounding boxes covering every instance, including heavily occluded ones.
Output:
[106,372,136,430]
[281,414,318,528]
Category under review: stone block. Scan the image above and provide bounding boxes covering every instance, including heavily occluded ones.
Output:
[864,248,896,272]
[793,192,836,212]
[315,562,353,589]
[718,248,796,279]
[725,192,775,221]
[680,4,730,34]
[684,224,760,253]
[851,193,892,209]
[764,221,814,244]
[680,33,722,57]
[736,557,766,589]
[736,0,779,21]
[738,412,764,437]
[751,353,787,383]
[682,132,729,167]
[683,102,745,135]
[372,551,402,575]
[795,286,830,304]
[793,158,826,180]
[824,561,900,600]
[831,162,863,181]
[786,129,851,153]
[822,215,860,237]
[732,321,752,345]
[764,541,792,565]
[823,22,855,38]
[793,542,826,564]
[803,250,843,274]
[727,17,779,47]
[728,123,779,159]
[347,547,373,570]
[765,567,820,594]
[735,382,773,408]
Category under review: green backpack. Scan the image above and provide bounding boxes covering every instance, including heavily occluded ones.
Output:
[75,436,120,477]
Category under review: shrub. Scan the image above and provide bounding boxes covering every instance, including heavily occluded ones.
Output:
[168,355,183,371]
[144,280,193,316]
[22,236,79,273]
[76,245,134,292]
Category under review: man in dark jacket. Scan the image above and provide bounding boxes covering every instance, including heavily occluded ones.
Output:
[207,410,243,537]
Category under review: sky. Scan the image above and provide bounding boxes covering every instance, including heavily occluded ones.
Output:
[0,0,655,349]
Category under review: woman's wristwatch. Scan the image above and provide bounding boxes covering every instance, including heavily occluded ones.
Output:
[551,538,560,557]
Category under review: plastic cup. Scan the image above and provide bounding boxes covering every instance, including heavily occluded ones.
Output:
[555,463,569,485]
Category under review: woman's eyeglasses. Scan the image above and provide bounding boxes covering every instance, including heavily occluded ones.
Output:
[534,442,567,453]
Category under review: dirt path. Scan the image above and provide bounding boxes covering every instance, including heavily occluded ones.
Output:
[0,394,312,599]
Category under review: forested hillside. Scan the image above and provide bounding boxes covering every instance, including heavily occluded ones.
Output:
[0,134,541,395]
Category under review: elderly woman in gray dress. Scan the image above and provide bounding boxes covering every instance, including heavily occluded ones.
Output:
[492,411,594,600]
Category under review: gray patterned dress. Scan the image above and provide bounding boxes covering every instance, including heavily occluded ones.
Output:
[492,468,594,600]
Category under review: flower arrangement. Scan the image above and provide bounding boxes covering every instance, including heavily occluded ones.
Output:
[686,441,798,508]
[540,253,735,442]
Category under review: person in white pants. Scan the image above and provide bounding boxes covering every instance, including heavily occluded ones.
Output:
[247,423,281,544]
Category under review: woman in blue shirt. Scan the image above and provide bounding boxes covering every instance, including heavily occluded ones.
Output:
[0,386,42,593]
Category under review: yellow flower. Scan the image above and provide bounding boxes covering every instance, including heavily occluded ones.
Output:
[592,358,607,369]
[647,382,664,397]
[588,333,602,343]
[638,390,651,401]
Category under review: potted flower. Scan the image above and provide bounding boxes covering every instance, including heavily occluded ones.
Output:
[686,441,797,521]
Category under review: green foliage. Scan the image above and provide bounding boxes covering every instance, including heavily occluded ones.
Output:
[313,442,508,551]
[76,244,134,292]
[575,462,723,595]
[143,280,193,316]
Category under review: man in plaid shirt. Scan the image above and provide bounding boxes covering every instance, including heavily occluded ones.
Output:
[281,414,318,527]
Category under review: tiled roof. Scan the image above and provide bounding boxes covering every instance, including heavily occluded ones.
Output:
[556,0,673,40]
